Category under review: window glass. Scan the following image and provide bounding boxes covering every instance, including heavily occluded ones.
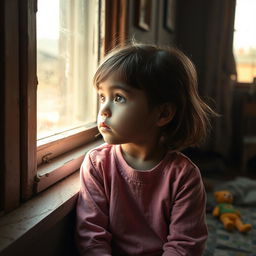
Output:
[37,0,98,141]
[233,0,256,83]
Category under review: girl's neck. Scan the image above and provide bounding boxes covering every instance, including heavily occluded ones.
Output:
[120,140,167,170]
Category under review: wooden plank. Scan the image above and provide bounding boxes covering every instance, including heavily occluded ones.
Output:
[0,171,80,256]
[19,0,37,201]
[2,0,21,212]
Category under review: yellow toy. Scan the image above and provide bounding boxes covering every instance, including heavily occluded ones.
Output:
[212,190,252,232]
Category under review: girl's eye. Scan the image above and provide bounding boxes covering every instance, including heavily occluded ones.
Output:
[99,94,105,103]
[114,94,126,103]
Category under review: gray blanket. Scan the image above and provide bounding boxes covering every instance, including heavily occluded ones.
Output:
[215,176,256,206]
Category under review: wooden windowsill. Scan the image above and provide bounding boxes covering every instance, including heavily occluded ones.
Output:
[0,171,79,255]
[36,139,103,193]
[0,139,104,256]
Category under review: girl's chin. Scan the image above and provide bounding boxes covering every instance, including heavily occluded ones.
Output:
[99,126,111,133]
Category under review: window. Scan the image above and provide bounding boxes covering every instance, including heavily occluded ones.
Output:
[1,0,127,213]
[233,0,256,83]
[35,0,103,193]
[16,0,104,201]
[37,0,98,141]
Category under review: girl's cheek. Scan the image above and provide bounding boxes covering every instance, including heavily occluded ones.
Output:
[111,107,132,130]
[111,111,126,130]
[113,110,142,132]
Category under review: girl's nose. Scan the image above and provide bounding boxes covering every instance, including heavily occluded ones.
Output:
[100,102,111,117]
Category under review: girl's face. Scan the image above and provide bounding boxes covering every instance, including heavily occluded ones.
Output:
[97,75,160,145]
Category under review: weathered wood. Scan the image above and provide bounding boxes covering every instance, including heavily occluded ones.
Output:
[2,0,21,212]
[19,0,37,201]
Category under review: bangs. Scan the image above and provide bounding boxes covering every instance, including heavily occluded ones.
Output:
[93,63,136,89]
[93,45,155,90]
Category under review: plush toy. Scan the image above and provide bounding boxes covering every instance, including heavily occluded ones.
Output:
[212,190,252,232]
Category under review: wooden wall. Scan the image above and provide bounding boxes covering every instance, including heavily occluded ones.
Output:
[127,0,175,46]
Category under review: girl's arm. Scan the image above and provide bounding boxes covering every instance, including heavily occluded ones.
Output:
[75,153,112,256]
[163,166,208,256]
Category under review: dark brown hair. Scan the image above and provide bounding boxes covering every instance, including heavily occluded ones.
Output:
[93,43,216,150]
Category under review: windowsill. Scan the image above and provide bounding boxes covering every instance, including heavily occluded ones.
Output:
[235,82,255,88]
[36,139,103,193]
[0,139,104,255]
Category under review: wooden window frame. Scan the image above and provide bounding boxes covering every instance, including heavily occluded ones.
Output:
[1,0,21,213]
[235,82,255,88]
[1,0,128,214]
[20,0,102,200]
[0,0,101,212]
[19,0,38,201]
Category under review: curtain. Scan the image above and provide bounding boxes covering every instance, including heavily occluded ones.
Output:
[105,0,128,52]
[177,0,237,159]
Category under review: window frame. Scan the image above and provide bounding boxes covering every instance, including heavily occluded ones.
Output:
[19,0,103,201]
[19,0,38,201]
[1,0,128,213]
[235,81,255,89]
[1,0,21,213]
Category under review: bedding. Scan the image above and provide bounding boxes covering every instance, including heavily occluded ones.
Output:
[203,177,256,256]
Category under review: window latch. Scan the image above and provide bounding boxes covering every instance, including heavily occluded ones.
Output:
[42,153,53,163]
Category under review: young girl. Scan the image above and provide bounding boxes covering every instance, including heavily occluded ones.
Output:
[76,43,214,255]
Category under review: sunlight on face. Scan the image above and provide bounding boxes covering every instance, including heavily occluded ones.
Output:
[97,76,159,145]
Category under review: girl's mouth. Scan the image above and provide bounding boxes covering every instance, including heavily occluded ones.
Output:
[99,122,111,132]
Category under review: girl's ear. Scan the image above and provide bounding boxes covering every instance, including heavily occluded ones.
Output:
[156,103,176,127]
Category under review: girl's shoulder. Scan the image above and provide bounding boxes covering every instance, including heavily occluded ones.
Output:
[164,150,201,177]
[167,150,198,168]
[86,143,115,162]
[164,151,203,187]
[80,143,117,177]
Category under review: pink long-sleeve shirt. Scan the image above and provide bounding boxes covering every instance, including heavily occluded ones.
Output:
[76,143,208,256]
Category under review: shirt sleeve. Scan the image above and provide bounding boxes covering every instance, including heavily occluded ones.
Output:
[162,165,208,256]
[75,152,112,256]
